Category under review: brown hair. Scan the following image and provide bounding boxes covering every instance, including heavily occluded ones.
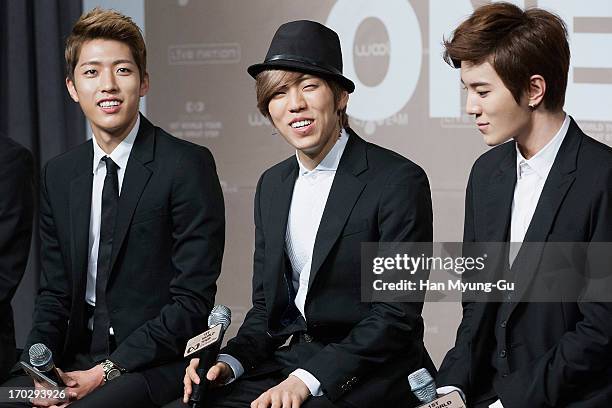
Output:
[443,2,569,111]
[255,70,349,129]
[65,8,146,82]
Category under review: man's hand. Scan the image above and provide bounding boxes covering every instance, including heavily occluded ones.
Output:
[31,369,76,408]
[182,359,233,403]
[251,375,310,408]
[61,364,105,401]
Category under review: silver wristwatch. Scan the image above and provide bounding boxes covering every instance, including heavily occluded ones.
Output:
[101,359,124,383]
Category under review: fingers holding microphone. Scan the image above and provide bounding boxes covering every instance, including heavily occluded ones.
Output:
[183,360,232,403]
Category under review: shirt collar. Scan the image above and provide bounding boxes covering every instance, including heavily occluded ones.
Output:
[516,113,569,179]
[296,128,349,176]
[92,115,140,174]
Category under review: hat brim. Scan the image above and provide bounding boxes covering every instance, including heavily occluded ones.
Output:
[248,60,355,93]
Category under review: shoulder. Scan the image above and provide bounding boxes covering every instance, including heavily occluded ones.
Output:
[350,131,429,187]
[473,140,513,169]
[578,133,612,168]
[44,139,92,176]
[257,155,296,188]
[469,140,514,182]
[575,130,612,192]
[153,125,216,166]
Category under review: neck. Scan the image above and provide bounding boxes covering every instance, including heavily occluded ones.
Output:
[297,127,342,171]
[515,110,565,160]
[92,114,138,155]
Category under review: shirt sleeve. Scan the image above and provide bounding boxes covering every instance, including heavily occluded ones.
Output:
[290,368,323,397]
[216,353,245,384]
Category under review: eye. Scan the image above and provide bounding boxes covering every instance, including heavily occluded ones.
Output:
[271,91,286,98]
[303,83,318,91]
[477,91,489,97]
[117,67,131,74]
[83,69,97,76]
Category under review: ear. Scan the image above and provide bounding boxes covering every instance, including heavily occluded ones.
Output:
[139,72,150,97]
[66,77,79,103]
[527,74,546,109]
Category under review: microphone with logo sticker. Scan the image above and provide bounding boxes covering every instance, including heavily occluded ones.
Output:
[187,304,231,408]
[408,368,466,408]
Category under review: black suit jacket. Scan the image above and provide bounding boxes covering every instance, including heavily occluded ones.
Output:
[438,118,612,407]
[21,115,225,403]
[0,136,34,382]
[222,130,435,407]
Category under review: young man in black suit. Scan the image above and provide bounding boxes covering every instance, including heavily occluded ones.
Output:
[436,3,612,407]
[0,8,225,408]
[0,135,34,383]
[170,20,434,408]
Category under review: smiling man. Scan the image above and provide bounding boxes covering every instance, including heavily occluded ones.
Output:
[165,20,434,408]
[0,8,225,408]
[436,3,612,408]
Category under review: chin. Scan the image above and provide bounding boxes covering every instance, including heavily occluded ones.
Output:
[483,135,505,147]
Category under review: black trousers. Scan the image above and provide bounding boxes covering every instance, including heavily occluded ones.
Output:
[161,372,348,408]
[0,371,154,408]
[162,340,355,408]
[0,331,157,408]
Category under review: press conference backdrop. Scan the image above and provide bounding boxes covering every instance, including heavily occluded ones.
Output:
[87,0,612,366]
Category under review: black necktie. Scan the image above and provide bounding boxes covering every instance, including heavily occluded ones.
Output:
[90,156,119,361]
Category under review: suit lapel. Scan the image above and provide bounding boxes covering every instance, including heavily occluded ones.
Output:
[264,159,298,323]
[109,115,155,274]
[69,141,94,302]
[511,119,580,302]
[308,131,367,291]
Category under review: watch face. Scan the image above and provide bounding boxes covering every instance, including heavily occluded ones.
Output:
[107,368,121,381]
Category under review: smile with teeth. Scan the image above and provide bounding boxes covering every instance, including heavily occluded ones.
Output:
[98,100,121,108]
[291,120,313,129]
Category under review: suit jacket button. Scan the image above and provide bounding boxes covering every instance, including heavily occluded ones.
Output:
[500,320,507,328]
[499,350,507,358]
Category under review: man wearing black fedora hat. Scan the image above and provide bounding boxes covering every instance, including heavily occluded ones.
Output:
[167,20,435,408]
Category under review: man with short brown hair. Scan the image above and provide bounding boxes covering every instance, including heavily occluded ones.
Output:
[0,8,225,408]
[437,3,612,407]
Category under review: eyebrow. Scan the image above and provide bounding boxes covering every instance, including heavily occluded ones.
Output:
[460,79,491,88]
[78,59,135,67]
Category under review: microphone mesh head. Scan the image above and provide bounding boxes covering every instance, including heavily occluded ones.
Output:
[208,304,231,331]
[29,343,52,367]
[407,368,436,403]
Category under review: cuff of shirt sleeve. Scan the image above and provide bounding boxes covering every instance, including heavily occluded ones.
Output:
[290,369,323,397]
[489,399,504,408]
[436,386,466,402]
[216,354,244,385]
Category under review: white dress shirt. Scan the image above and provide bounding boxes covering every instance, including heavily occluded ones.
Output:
[437,114,570,408]
[218,129,349,397]
[509,114,569,264]
[85,115,140,332]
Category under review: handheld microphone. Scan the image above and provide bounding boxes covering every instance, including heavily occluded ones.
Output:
[29,343,65,387]
[408,368,466,408]
[189,305,231,408]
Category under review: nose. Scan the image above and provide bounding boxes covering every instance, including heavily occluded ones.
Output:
[100,68,118,93]
[288,89,306,113]
[465,92,481,116]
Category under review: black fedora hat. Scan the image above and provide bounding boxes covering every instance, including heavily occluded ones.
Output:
[248,20,355,93]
